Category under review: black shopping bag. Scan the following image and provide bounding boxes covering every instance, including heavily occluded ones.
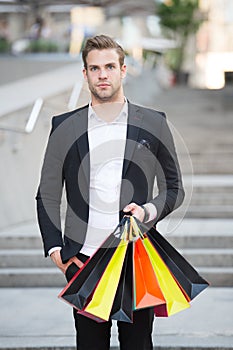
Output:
[110,242,133,323]
[146,226,209,300]
[59,227,123,310]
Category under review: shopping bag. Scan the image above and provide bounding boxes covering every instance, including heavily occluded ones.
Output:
[142,235,190,317]
[59,216,209,323]
[79,239,133,323]
[129,216,190,316]
[110,242,133,323]
[83,238,128,322]
[59,229,121,310]
[133,238,166,310]
[147,227,209,300]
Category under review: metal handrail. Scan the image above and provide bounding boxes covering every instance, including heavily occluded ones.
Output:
[0,97,43,134]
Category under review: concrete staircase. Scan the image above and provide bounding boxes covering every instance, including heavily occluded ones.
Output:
[0,224,64,287]
[167,222,233,288]
[0,216,232,288]
[183,175,233,218]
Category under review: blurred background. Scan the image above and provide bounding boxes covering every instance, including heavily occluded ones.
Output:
[0,0,232,289]
[0,0,233,228]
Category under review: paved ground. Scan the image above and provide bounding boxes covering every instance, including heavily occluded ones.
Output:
[0,287,232,349]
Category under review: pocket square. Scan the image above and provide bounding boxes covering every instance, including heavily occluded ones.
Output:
[137,139,151,150]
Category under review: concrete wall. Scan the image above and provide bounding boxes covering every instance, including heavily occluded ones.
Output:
[0,56,85,230]
[0,103,52,229]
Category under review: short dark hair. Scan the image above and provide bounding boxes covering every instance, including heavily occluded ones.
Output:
[82,34,125,69]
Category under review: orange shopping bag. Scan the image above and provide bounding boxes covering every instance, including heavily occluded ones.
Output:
[133,238,166,310]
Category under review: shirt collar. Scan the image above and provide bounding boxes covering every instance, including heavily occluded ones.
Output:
[88,98,128,123]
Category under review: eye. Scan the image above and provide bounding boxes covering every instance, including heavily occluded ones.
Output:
[107,64,115,70]
[90,66,98,72]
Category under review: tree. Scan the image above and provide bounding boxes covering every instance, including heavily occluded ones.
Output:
[156,0,202,81]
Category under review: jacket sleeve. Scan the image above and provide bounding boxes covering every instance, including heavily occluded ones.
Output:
[150,114,185,223]
[36,117,65,257]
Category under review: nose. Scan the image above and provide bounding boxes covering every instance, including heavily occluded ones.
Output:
[99,68,108,79]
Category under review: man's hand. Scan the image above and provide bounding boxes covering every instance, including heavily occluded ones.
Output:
[123,202,145,222]
[50,250,84,274]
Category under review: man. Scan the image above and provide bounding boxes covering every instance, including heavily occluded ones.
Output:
[36,34,185,350]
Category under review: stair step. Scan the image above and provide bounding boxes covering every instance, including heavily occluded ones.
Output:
[183,174,233,186]
[182,176,233,216]
[198,267,233,287]
[190,194,233,205]
[1,233,233,250]
[180,248,233,267]
[0,248,232,268]
[0,249,53,268]
[0,235,42,249]
[167,235,233,249]
[185,205,233,218]
[0,266,232,288]
[1,218,232,249]
[0,268,65,287]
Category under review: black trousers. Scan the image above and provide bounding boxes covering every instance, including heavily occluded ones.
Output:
[65,255,155,350]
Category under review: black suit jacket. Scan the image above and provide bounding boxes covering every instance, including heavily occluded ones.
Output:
[36,102,184,262]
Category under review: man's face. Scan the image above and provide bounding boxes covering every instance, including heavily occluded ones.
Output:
[83,49,126,105]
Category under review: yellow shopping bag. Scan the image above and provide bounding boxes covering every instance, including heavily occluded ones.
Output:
[143,237,190,317]
[84,239,128,321]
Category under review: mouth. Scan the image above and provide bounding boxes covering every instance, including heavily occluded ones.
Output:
[97,83,111,88]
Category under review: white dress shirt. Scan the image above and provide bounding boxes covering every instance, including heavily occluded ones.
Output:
[79,102,128,256]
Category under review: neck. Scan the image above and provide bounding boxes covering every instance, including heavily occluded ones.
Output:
[92,101,125,123]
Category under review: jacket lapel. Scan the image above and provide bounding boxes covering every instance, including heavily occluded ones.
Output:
[72,105,90,185]
[122,103,143,177]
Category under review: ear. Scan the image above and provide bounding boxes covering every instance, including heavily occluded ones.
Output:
[121,64,127,79]
[83,67,87,81]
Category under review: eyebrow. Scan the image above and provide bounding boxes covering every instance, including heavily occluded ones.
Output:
[88,62,117,68]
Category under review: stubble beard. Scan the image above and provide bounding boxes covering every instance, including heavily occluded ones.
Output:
[88,79,122,104]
